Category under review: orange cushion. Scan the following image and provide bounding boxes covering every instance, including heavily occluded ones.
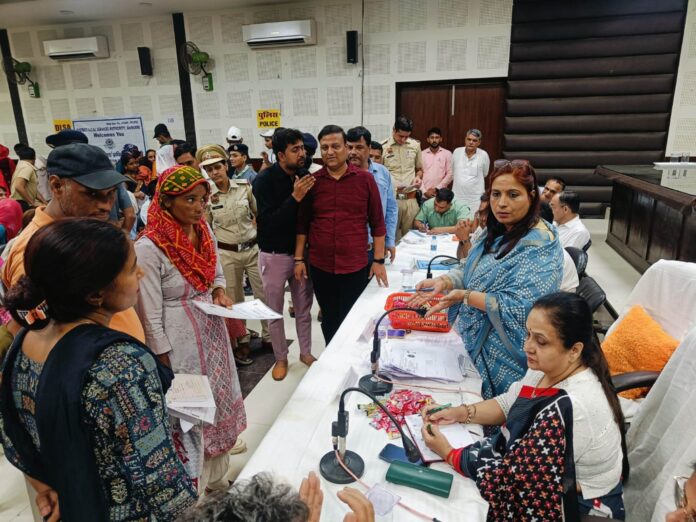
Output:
[602,305,679,399]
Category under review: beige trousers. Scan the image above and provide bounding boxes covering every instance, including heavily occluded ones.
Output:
[396,198,420,241]
[199,453,230,493]
[218,245,270,343]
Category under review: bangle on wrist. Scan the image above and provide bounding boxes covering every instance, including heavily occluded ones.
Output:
[294,260,305,265]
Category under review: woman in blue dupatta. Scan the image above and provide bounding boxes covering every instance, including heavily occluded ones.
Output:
[412,159,563,399]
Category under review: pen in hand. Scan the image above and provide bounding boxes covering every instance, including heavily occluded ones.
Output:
[426,403,452,416]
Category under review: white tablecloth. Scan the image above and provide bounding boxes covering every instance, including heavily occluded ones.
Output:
[238,233,488,521]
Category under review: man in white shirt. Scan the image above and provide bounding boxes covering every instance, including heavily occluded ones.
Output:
[550,190,591,250]
[452,129,489,216]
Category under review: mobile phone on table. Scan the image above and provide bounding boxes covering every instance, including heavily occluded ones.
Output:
[378,443,424,466]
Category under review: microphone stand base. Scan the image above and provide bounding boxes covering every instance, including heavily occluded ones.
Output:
[358,373,393,396]
[319,450,365,484]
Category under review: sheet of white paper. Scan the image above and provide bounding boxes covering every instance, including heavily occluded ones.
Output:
[192,299,282,320]
[180,418,195,433]
[166,374,213,406]
[404,414,476,463]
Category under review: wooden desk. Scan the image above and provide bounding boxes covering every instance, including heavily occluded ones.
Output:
[596,165,696,273]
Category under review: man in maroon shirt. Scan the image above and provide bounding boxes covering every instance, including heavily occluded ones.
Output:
[294,125,388,344]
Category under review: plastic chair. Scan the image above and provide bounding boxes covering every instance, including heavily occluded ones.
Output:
[583,239,592,251]
[565,246,588,279]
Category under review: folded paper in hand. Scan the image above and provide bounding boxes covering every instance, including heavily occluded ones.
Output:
[166,374,216,427]
[193,299,282,320]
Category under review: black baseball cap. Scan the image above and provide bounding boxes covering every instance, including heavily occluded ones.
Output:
[153,123,170,138]
[45,129,89,148]
[47,143,128,190]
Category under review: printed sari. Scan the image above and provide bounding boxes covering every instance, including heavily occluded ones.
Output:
[447,220,563,399]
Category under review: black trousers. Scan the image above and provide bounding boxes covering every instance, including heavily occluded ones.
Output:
[310,264,369,344]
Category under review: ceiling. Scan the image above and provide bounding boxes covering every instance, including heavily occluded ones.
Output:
[0,0,293,28]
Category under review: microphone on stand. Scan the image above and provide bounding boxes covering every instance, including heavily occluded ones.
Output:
[358,307,427,397]
[319,386,421,484]
[426,254,459,279]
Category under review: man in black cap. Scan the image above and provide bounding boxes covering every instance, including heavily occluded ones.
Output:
[227,143,257,183]
[2,143,146,342]
[153,123,172,146]
[45,129,89,149]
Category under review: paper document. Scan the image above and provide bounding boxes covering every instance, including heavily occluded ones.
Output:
[380,341,474,383]
[404,414,477,463]
[193,299,282,320]
[166,374,217,426]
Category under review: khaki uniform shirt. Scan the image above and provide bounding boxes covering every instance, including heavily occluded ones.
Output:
[380,136,423,189]
[206,179,257,245]
[10,160,39,203]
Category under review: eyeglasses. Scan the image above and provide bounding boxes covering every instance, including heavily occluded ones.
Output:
[493,159,531,169]
[675,476,696,522]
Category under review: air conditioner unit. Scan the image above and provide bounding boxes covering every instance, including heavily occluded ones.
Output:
[43,36,109,61]
[243,20,316,48]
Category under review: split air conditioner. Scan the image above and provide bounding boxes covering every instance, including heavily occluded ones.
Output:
[242,20,316,48]
[43,36,109,61]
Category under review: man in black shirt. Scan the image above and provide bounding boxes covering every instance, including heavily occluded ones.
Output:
[253,128,316,381]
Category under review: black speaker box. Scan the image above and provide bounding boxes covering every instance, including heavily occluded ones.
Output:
[346,30,358,64]
[137,46,153,76]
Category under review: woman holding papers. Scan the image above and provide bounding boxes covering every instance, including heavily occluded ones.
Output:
[136,165,247,493]
[411,159,563,399]
[0,219,197,521]
[421,292,627,520]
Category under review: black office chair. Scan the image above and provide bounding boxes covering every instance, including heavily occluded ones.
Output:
[565,246,588,279]
[576,276,606,314]
[582,239,592,252]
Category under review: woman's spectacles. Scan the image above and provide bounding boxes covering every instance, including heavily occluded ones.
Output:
[493,159,531,169]
[675,476,695,522]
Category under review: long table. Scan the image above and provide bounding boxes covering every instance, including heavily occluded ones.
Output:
[237,233,488,521]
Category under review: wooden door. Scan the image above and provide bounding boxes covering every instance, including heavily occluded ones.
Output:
[396,80,506,164]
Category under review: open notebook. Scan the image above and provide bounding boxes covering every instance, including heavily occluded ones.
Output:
[403,414,477,464]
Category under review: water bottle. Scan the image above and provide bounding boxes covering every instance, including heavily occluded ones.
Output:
[430,235,437,252]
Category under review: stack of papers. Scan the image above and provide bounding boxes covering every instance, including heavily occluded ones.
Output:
[379,340,476,383]
[166,374,217,430]
[403,414,477,463]
[193,299,282,320]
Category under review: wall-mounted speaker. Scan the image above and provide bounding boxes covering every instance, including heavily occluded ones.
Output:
[346,30,358,64]
[137,46,153,76]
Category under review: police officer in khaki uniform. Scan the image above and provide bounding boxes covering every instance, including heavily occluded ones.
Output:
[197,144,271,365]
[381,116,424,241]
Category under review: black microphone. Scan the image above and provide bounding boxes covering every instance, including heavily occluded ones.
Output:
[319,386,421,484]
[426,254,459,279]
[358,307,427,397]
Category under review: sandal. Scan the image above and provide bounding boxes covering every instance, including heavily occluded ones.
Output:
[234,355,254,366]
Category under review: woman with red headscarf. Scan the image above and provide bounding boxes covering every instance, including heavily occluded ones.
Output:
[135,165,247,493]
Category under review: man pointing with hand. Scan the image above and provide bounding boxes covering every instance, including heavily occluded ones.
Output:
[295,125,388,345]
[254,128,317,381]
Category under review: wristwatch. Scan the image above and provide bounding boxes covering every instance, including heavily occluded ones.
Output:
[462,289,472,306]
[373,258,385,264]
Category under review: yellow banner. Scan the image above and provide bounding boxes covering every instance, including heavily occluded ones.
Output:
[256,109,281,129]
[53,119,72,132]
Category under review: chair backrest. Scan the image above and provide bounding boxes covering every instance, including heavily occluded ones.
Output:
[565,246,588,278]
[624,326,696,520]
[582,238,592,252]
[576,276,606,314]
[605,260,696,341]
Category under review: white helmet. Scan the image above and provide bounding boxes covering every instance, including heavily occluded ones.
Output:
[226,126,243,142]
